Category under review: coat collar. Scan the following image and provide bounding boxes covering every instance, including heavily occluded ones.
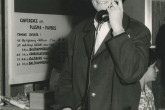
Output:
[83,13,130,59]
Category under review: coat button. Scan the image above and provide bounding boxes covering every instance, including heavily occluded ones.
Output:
[93,64,97,68]
[91,93,96,97]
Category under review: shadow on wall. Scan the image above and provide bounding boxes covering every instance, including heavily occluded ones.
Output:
[48,38,68,72]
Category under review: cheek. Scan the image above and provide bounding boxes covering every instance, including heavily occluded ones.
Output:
[150,72,157,81]
[147,73,155,81]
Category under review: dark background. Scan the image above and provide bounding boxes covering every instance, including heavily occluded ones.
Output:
[14,0,96,16]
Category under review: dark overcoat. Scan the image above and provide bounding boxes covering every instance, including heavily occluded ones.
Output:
[57,13,151,110]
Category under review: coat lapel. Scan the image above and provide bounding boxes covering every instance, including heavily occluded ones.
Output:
[94,13,130,57]
[83,19,96,59]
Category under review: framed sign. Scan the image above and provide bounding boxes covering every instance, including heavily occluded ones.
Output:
[5,0,92,84]
[9,13,73,84]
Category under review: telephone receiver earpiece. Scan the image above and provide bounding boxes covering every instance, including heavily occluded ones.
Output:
[95,10,109,24]
[95,1,119,24]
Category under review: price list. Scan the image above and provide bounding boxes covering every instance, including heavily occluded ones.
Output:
[15,18,57,68]
[11,13,72,82]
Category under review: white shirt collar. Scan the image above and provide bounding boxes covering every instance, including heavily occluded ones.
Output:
[94,19,111,31]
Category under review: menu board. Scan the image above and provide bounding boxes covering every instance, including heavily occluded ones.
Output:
[8,13,73,84]
[5,0,92,85]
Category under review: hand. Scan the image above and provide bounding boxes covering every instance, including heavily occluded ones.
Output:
[62,108,72,110]
[107,0,124,33]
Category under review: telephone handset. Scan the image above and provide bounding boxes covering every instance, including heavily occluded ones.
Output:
[95,1,119,24]
[95,10,109,24]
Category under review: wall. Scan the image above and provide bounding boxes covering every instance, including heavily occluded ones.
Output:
[0,0,3,96]
[124,0,145,23]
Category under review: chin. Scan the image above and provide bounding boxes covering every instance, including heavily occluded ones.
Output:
[153,78,157,81]
[96,7,107,11]
[93,4,108,11]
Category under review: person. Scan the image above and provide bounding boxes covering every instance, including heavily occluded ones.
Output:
[139,49,159,110]
[156,24,165,88]
[56,0,151,110]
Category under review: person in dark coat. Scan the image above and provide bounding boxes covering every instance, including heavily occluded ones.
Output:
[57,0,151,110]
[156,24,165,88]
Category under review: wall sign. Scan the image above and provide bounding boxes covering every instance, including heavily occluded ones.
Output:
[6,0,80,84]
[9,13,73,84]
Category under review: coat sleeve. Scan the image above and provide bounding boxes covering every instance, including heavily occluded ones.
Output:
[106,21,151,84]
[57,30,76,109]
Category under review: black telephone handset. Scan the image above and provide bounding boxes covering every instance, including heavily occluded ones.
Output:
[95,1,119,24]
[95,10,109,24]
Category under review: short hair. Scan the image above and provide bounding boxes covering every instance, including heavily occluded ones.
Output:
[148,49,158,66]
